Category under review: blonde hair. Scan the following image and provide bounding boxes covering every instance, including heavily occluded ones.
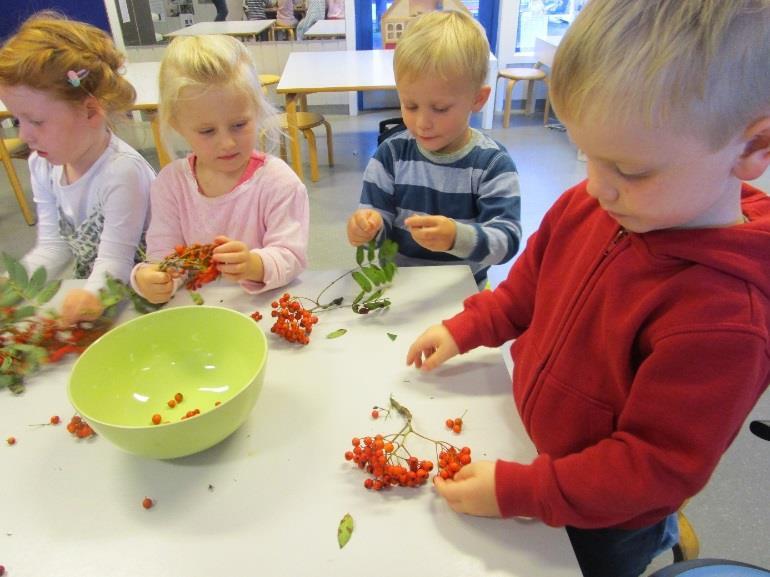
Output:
[0,11,135,118]
[550,0,770,150]
[394,10,489,89]
[158,35,278,154]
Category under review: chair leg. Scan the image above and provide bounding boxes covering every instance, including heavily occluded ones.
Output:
[543,91,552,125]
[323,120,334,167]
[0,139,36,225]
[673,510,700,562]
[525,79,536,115]
[302,128,319,182]
[279,135,287,162]
[503,79,518,129]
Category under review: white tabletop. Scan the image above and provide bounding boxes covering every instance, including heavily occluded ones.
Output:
[164,19,276,38]
[304,19,346,38]
[277,49,497,130]
[0,266,579,577]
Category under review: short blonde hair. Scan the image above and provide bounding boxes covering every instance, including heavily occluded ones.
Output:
[159,35,278,152]
[550,0,770,150]
[0,12,135,118]
[394,10,489,89]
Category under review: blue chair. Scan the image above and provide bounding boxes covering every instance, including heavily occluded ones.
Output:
[649,559,770,577]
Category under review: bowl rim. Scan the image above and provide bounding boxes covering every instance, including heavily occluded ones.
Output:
[67,305,267,431]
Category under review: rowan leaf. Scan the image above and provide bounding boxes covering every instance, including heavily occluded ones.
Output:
[326,328,347,339]
[337,513,354,549]
[34,279,62,305]
[356,245,364,266]
[387,333,397,341]
[351,271,372,292]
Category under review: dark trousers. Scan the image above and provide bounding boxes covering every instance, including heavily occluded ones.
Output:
[212,0,228,21]
[566,516,673,577]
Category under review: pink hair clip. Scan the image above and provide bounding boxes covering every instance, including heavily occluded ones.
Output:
[66,69,89,88]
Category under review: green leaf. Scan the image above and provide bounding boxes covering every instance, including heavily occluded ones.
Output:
[351,271,372,293]
[34,279,62,305]
[190,291,204,305]
[387,332,397,341]
[11,305,36,323]
[352,290,365,306]
[379,239,398,262]
[8,381,25,395]
[361,266,384,286]
[364,289,383,303]
[337,513,354,549]
[1,354,12,371]
[3,254,28,288]
[382,262,397,283]
[367,240,376,263]
[0,291,23,307]
[26,266,47,298]
[326,328,347,339]
[355,245,364,266]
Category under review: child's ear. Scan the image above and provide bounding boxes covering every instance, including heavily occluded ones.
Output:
[733,116,770,181]
[83,96,105,122]
[471,85,492,113]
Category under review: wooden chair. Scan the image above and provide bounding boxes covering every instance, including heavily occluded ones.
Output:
[269,23,296,40]
[673,506,700,562]
[0,133,35,225]
[497,66,549,128]
[278,111,333,182]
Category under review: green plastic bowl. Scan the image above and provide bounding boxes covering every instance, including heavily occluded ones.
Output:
[68,306,267,459]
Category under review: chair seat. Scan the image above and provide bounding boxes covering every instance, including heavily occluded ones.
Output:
[498,68,547,81]
[258,74,281,87]
[279,111,327,131]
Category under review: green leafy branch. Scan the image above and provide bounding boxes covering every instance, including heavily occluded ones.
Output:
[300,239,399,315]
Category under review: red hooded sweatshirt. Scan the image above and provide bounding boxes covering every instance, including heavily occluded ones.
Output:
[444,181,770,530]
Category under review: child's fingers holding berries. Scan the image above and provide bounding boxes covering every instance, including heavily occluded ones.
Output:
[433,460,501,517]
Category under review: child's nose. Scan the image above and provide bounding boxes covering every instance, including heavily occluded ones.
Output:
[586,163,619,203]
[17,122,34,144]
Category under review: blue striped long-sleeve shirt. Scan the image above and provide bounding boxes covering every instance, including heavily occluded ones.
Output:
[360,128,521,286]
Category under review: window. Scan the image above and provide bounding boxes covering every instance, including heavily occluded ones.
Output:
[515,0,584,52]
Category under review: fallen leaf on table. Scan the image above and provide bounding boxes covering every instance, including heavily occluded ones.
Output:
[337,512,354,549]
[326,328,347,339]
[387,333,397,341]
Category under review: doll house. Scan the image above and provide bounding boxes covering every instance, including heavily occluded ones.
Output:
[381,0,470,48]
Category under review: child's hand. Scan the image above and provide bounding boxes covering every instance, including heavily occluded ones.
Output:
[406,324,459,371]
[212,235,264,283]
[404,215,457,252]
[347,209,383,246]
[135,263,176,304]
[433,460,502,517]
[59,288,104,326]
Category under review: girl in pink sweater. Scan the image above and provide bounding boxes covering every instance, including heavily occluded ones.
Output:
[133,35,309,304]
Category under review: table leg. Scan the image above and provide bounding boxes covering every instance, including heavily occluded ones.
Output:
[284,93,304,181]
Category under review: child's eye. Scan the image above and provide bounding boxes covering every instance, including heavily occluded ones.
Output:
[616,167,650,180]
[433,107,449,113]
[198,128,215,135]
[232,121,248,129]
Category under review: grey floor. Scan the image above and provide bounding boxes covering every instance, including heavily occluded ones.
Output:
[1,107,768,573]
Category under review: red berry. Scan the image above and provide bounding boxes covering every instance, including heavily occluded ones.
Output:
[142,497,154,509]
[174,392,183,403]
[371,409,379,419]
[6,436,16,445]
[167,399,176,408]
[50,415,61,425]
[445,418,454,429]
[151,414,162,425]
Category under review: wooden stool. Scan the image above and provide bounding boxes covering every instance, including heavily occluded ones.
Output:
[269,23,296,40]
[0,135,35,225]
[497,67,549,128]
[278,112,333,182]
[258,74,281,89]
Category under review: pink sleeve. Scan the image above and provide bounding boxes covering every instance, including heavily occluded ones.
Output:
[240,162,309,293]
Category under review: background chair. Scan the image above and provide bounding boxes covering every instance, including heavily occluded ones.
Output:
[278,111,333,182]
[496,66,549,128]
[0,130,35,225]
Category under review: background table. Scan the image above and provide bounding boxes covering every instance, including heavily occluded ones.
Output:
[303,19,346,39]
[535,35,562,69]
[277,49,499,181]
[0,266,579,577]
[163,20,275,39]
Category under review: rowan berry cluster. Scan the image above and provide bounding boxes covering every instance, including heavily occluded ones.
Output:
[345,396,472,492]
[345,434,434,490]
[445,416,464,434]
[437,446,472,480]
[268,293,318,345]
[159,243,221,291]
[66,415,95,439]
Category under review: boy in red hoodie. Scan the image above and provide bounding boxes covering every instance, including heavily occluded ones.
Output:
[406,1,770,576]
